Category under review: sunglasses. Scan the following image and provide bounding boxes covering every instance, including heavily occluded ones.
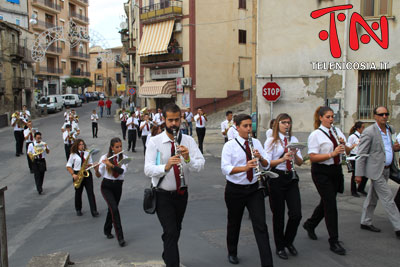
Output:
[375,113,390,117]
[279,121,291,125]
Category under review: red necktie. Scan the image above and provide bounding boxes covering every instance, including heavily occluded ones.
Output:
[112,157,119,178]
[29,132,33,142]
[328,129,340,165]
[146,123,149,131]
[171,141,185,195]
[284,137,292,171]
[80,151,85,162]
[244,140,254,182]
[199,116,203,126]
[123,115,126,122]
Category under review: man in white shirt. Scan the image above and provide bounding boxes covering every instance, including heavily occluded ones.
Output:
[64,106,71,122]
[119,108,129,140]
[11,112,26,157]
[126,113,139,152]
[194,107,207,153]
[20,105,31,121]
[221,113,273,267]
[145,103,205,267]
[227,123,239,141]
[24,120,36,172]
[28,132,49,194]
[221,111,233,143]
[91,109,99,138]
[153,108,165,126]
[135,107,143,138]
[63,124,76,161]
[139,114,152,155]
[61,115,80,136]
[184,109,194,136]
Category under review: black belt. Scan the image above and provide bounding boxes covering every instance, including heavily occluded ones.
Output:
[156,188,187,195]
[226,180,257,189]
[273,169,293,176]
[103,178,123,183]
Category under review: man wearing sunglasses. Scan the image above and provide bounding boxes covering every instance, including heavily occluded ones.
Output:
[355,106,400,239]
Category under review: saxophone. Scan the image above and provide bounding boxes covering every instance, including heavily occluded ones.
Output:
[74,149,95,189]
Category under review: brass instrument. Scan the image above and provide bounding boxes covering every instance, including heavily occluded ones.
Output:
[28,142,47,161]
[141,107,148,114]
[74,149,99,189]
[12,111,25,128]
[173,129,187,189]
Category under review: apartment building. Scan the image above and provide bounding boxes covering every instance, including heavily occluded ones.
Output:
[27,0,90,96]
[0,0,29,28]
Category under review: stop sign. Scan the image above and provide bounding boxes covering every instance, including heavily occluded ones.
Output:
[262,82,281,102]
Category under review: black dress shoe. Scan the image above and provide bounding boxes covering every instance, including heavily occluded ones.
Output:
[228,255,239,264]
[286,244,298,256]
[358,190,368,196]
[395,230,400,239]
[352,192,360,197]
[76,210,83,216]
[276,249,288,259]
[361,224,381,232]
[118,239,126,247]
[16,153,20,157]
[92,211,99,217]
[303,223,318,240]
[105,233,114,239]
[329,241,346,255]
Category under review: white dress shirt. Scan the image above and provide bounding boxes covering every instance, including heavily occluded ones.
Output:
[264,133,303,171]
[20,110,31,120]
[144,131,205,190]
[266,129,273,139]
[63,131,77,144]
[28,141,49,159]
[140,121,152,136]
[194,114,206,128]
[66,151,93,171]
[135,110,143,120]
[153,113,165,125]
[126,117,139,130]
[227,125,239,141]
[61,121,80,132]
[11,117,26,131]
[221,135,269,185]
[64,111,71,121]
[347,131,361,155]
[120,113,129,122]
[24,128,35,143]
[185,112,194,122]
[98,154,128,180]
[308,125,346,165]
[221,120,229,135]
[91,114,99,123]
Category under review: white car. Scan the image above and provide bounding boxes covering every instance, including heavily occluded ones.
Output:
[37,95,64,112]
[62,94,82,107]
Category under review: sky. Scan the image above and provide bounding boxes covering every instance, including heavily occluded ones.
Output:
[88,0,127,49]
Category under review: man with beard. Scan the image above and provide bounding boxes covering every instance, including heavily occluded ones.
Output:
[144,103,205,267]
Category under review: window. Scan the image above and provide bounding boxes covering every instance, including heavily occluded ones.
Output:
[116,73,122,84]
[62,62,66,70]
[16,18,20,26]
[238,30,246,44]
[361,0,392,17]
[97,58,102,69]
[357,70,389,119]
[240,79,245,90]
[239,0,246,9]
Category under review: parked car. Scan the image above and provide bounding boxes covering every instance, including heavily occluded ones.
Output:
[37,95,64,113]
[62,94,82,107]
[99,93,105,99]
[78,93,86,103]
[92,92,100,100]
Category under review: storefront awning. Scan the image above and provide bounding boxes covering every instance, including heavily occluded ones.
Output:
[138,20,175,56]
[138,80,176,98]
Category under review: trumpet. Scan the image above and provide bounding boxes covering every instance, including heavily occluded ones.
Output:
[173,129,187,189]
[141,107,148,114]
[85,150,125,172]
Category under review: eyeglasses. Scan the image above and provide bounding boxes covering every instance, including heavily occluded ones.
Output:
[279,121,291,125]
[375,113,390,117]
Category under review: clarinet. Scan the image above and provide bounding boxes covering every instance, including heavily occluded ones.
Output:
[331,125,350,170]
[173,129,187,189]
[247,133,265,190]
[285,129,298,180]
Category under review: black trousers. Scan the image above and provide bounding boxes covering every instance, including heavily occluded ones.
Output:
[128,129,137,151]
[64,144,72,161]
[268,171,302,250]
[137,121,142,138]
[349,157,368,193]
[14,130,24,154]
[92,122,98,138]
[304,163,343,242]
[395,187,400,212]
[32,159,46,193]
[101,179,124,241]
[142,136,147,155]
[26,142,33,171]
[225,181,273,267]
[196,127,206,153]
[120,121,127,140]
[156,189,188,267]
[74,172,97,215]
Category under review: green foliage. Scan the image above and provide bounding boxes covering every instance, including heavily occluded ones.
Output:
[116,97,122,105]
[65,78,93,88]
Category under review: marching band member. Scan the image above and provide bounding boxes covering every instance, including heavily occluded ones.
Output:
[119,108,129,140]
[303,106,350,255]
[126,112,139,152]
[266,119,276,139]
[91,109,99,138]
[20,105,31,121]
[94,137,128,247]
[146,124,162,148]
[61,115,80,135]
[221,111,233,143]
[221,113,273,267]
[63,124,76,161]
[144,103,205,267]
[346,121,366,197]
[66,139,99,217]
[135,107,143,138]
[154,108,165,126]
[139,114,152,155]
[28,132,49,194]
[24,120,36,173]
[227,116,239,141]
[11,111,26,157]
[264,113,303,260]
[194,108,207,153]
[64,106,71,122]
[71,109,79,123]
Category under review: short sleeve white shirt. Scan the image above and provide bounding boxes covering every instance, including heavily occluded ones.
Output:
[66,151,93,171]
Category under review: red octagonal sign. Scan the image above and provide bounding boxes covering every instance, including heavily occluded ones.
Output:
[262,82,281,102]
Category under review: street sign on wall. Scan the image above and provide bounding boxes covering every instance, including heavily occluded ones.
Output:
[262,82,281,102]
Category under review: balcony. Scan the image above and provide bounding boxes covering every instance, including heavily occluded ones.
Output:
[10,45,26,59]
[39,67,63,75]
[32,20,56,30]
[141,47,183,65]
[32,0,61,14]
[69,0,89,6]
[70,11,89,24]
[69,51,90,60]
[140,0,183,23]
[12,78,24,89]
[47,46,62,55]
[71,70,91,77]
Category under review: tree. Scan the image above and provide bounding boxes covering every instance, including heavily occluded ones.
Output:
[65,78,93,93]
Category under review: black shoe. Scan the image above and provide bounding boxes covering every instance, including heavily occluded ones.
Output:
[329,241,346,255]
[395,231,400,239]
[105,233,114,239]
[76,210,83,216]
[276,249,288,260]
[16,153,20,157]
[38,190,42,195]
[20,152,24,155]
[227,255,239,264]
[358,190,368,196]
[361,224,381,232]
[132,149,136,152]
[303,223,318,240]
[118,239,126,247]
[92,211,99,217]
[286,244,298,256]
[352,192,360,197]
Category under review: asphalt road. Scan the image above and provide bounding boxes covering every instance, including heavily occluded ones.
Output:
[1,102,400,267]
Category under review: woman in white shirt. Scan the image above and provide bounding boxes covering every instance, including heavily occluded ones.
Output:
[347,121,366,197]
[264,113,303,260]
[302,106,351,256]
[95,137,128,247]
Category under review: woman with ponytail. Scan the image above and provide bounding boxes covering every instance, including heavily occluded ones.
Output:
[95,137,129,247]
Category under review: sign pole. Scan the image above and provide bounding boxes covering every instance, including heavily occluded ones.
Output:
[270,74,273,123]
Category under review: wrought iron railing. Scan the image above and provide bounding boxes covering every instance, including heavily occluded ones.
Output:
[141,47,183,64]
[32,0,61,12]
[69,11,89,23]
[140,0,183,20]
